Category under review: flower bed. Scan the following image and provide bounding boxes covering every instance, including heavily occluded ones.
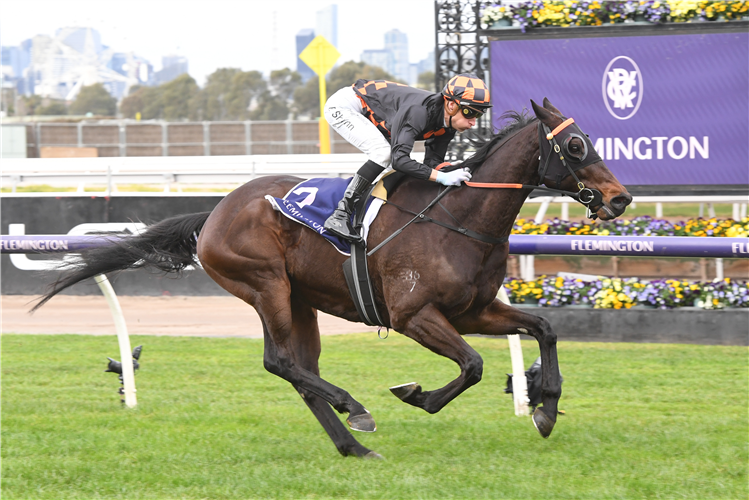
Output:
[481,1,749,32]
[511,216,749,237]
[503,276,749,309]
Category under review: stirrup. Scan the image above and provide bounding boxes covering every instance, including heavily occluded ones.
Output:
[325,213,362,242]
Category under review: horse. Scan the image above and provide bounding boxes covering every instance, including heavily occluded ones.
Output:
[34,99,632,459]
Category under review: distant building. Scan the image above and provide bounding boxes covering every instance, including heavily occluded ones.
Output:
[296,29,316,83]
[109,53,153,91]
[316,4,338,48]
[410,50,436,89]
[55,26,103,55]
[361,49,393,76]
[1,43,31,79]
[153,55,188,85]
[418,50,435,75]
[384,29,409,83]
[8,27,151,101]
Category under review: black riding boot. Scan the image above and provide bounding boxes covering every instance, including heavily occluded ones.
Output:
[324,174,371,242]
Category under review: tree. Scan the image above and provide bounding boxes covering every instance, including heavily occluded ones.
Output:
[292,61,398,119]
[417,71,436,92]
[292,76,321,119]
[69,83,117,116]
[250,91,290,120]
[269,68,302,101]
[161,74,199,120]
[192,68,266,121]
[35,100,67,116]
[119,74,198,121]
[22,95,44,115]
[120,87,147,119]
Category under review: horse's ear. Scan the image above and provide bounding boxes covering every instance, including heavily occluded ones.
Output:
[542,97,563,117]
[531,99,554,123]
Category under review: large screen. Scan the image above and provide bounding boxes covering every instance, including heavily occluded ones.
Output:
[490,32,748,186]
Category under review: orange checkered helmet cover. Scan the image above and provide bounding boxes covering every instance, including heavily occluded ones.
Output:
[441,73,492,110]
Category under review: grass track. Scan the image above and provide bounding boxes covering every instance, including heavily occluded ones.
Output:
[2,333,747,499]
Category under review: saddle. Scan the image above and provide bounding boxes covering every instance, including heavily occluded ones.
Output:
[266,175,402,327]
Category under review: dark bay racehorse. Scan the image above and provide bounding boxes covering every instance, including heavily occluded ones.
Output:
[35,99,631,458]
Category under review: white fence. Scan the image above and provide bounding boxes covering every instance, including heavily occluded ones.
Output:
[0,154,384,194]
[3,155,747,212]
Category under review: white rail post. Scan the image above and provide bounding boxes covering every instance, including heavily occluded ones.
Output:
[94,274,137,408]
[524,197,552,282]
[497,286,529,416]
[715,258,724,281]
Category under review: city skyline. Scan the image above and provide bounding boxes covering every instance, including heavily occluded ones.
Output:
[1,0,436,87]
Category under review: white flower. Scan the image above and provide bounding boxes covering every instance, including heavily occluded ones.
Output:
[481,5,511,23]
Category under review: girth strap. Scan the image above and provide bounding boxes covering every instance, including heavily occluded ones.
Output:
[341,183,386,327]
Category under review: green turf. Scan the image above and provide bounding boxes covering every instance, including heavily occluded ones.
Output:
[2,333,747,499]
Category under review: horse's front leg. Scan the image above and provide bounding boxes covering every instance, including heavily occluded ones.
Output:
[454,298,562,438]
[389,304,484,414]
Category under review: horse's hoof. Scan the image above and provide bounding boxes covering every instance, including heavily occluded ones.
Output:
[532,407,556,439]
[363,451,385,460]
[347,409,376,433]
[390,382,420,401]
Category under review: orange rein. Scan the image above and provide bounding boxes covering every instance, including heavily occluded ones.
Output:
[465,181,523,189]
[433,117,577,190]
[433,162,524,189]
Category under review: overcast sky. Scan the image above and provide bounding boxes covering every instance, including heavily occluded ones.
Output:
[1,0,437,85]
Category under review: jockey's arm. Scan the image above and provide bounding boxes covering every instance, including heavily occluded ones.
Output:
[389,108,434,181]
[390,107,455,182]
[423,131,456,169]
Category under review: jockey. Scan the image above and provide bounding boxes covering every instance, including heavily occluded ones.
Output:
[323,73,493,242]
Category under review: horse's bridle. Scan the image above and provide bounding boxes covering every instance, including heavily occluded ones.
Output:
[465,117,607,219]
[536,118,605,218]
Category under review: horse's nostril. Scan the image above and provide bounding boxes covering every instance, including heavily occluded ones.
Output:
[611,193,633,211]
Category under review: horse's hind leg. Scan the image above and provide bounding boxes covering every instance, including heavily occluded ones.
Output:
[244,275,376,434]
[287,296,381,458]
[454,299,562,438]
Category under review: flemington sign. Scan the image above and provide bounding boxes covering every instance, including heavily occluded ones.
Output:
[2,234,747,259]
[490,31,749,186]
[508,235,749,258]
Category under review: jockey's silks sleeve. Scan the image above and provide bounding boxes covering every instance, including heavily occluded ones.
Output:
[353,80,456,180]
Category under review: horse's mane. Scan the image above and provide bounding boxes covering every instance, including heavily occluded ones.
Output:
[459,110,537,171]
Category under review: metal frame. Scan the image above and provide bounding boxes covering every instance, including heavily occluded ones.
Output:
[435,0,494,161]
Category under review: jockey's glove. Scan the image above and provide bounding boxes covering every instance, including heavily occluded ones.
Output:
[435,168,472,186]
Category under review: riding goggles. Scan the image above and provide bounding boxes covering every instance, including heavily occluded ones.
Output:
[460,106,484,119]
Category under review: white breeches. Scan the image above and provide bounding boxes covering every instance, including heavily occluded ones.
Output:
[323,87,392,169]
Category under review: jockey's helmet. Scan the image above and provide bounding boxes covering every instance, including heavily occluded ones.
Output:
[441,73,493,115]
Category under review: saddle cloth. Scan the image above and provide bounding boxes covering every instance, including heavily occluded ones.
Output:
[265,177,385,256]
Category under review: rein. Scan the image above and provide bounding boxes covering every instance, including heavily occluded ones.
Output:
[367,116,606,255]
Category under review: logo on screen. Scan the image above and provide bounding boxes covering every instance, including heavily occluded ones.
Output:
[603,56,643,120]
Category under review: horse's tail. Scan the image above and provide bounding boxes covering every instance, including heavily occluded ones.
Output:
[32,211,212,312]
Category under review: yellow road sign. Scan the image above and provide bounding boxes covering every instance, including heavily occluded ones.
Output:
[299,36,340,154]
[299,35,340,76]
